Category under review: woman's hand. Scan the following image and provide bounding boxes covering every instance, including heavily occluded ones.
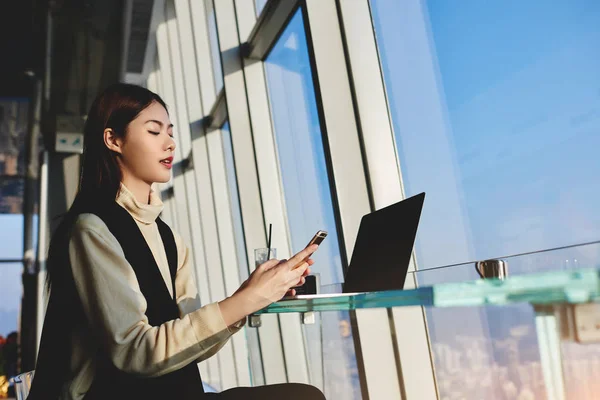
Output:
[241,244,317,307]
[219,245,318,326]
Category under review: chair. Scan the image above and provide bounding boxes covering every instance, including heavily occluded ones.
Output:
[10,370,34,400]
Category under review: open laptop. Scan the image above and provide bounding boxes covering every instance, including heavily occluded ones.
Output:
[292,192,425,300]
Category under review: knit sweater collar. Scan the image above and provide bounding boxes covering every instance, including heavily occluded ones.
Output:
[116,183,163,225]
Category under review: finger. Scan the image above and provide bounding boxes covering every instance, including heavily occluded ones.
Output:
[302,267,311,277]
[289,262,309,282]
[264,258,286,271]
[307,258,315,266]
[288,245,318,270]
[258,258,280,271]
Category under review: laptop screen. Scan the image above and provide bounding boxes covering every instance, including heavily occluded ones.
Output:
[343,192,425,293]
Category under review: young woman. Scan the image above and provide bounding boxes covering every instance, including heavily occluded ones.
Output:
[28,83,326,400]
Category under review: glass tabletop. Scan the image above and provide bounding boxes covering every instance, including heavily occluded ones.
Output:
[256,267,600,314]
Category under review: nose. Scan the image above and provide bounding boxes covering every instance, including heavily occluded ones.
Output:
[166,137,176,152]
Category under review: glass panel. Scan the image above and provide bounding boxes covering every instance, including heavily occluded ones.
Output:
[264,10,360,398]
[415,245,600,400]
[221,121,265,386]
[370,0,600,269]
[0,214,24,342]
[370,2,600,398]
[205,0,223,92]
[259,266,598,314]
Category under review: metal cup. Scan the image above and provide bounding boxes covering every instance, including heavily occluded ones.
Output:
[475,259,508,280]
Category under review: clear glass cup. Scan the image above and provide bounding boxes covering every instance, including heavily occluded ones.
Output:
[254,248,277,269]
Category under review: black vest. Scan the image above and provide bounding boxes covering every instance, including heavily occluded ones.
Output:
[30,201,205,400]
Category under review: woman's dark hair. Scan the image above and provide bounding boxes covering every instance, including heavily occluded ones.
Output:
[47,83,167,287]
[30,84,168,399]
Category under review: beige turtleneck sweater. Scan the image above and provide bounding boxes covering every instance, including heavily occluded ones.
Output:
[61,185,242,399]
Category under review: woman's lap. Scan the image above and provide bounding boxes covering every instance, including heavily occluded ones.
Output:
[205,383,326,400]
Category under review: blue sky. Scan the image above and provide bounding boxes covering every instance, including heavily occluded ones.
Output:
[371,0,600,269]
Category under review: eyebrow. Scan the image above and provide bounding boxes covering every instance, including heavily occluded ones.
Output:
[146,119,174,128]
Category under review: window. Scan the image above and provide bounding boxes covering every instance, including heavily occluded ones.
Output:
[370,1,600,398]
[370,0,600,269]
[264,10,360,398]
[264,10,343,286]
[0,216,23,336]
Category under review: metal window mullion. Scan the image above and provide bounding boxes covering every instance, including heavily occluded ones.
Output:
[189,0,256,387]
[245,0,300,60]
[167,0,239,390]
[206,127,252,387]
[175,0,255,389]
[156,7,219,386]
[303,0,404,398]
[36,151,50,355]
[213,0,298,385]
[234,0,313,385]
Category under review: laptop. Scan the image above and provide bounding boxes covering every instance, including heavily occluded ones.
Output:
[292,192,425,300]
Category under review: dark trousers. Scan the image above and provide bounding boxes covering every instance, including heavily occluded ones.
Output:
[205,383,326,400]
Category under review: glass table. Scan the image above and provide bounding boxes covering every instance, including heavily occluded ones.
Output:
[256,267,600,400]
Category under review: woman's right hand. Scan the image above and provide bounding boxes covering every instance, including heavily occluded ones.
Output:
[219,245,318,326]
[240,244,318,310]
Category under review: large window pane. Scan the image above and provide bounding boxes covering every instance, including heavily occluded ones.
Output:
[264,10,342,286]
[264,10,360,399]
[371,1,600,399]
[371,0,600,269]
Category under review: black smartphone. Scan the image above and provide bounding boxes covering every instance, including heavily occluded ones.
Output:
[306,230,328,248]
[293,230,327,270]
[292,230,327,270]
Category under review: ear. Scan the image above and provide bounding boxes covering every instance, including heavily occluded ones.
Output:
[103,128,123,154]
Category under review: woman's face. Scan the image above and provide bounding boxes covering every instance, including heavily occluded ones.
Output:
[116,101,176,185]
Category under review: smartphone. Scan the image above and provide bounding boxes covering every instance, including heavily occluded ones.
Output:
[306,230,328,248]
[293,230,327,270]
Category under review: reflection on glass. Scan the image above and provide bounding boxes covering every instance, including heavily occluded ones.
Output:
[371,0,600,398]
[222,122,265,386]
[264,10,359,398]
[205,0,223,92]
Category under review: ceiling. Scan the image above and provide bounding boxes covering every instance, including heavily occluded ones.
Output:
[0,0,127,149]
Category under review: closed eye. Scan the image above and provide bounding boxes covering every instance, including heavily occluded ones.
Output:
[148,131,160,135]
